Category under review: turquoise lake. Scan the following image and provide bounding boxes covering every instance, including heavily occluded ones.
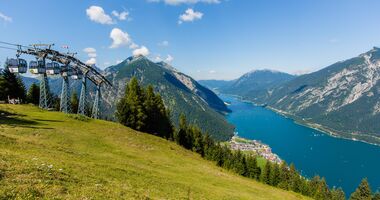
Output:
[222,95,380,195]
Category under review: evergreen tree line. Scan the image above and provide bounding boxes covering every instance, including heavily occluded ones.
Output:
[174,113,348,200]
[116,77,173,138]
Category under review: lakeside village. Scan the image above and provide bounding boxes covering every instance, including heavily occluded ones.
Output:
[229,134,282,164]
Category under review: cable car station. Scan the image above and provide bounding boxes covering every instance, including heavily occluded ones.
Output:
[1,42,112,119]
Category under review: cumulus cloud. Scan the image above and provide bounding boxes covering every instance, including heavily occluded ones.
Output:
[109,28,132,48]
[112,10,129,21]
[83,47,97,58]
[129,43,139,49]
[165,54,174,63]
[148,0,220,5]
[133,46,150,57]
[0,12,12,23]
[153,55,163,62]
[86,6,114,25]
[178,8,203,24]
[86,57,97,65]
[83,47,97,65]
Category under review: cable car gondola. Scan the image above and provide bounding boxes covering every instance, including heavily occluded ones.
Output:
[29,60,46,74]
[6,58,27,73]
[71,68,83,80]
[46,62,60,75]
[60,65,74,77]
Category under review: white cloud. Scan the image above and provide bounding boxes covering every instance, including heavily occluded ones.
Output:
[0,12,12,23]
[148,0,220,5]
[86,58,97,65]
[109,28,132,48]
[158,40,169,47]
[133,46,150,57]
[209,70,216,74]
[129,43,139,49]
[165,54,174,63]
[112,10,129,21]
[153,55,163,62]
[86,6,114,25]
[83,47,97,58]
[178,9,203,24]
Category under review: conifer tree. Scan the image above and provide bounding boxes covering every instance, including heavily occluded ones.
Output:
[26,83,40,105]
[373,192,380,200]
[313,177,330,200]
[330,187,346,200]
[231,150,246,175]
[116,77,146,131]
[278,161,290,190]
[0,68,26,102]
[270,163,281,186]
[191,125,204,156]
[350,178,372,200]
[70,92,79,114]
[245,156,260,180]
[143,85,161,133]
[262,161,272,184]
[289,163,302,192]
[152,93,173,138]
[202,133,214,159]
[176,114,188,147]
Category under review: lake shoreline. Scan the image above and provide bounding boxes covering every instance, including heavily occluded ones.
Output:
[223,94,380,147]
[266,106,380,147]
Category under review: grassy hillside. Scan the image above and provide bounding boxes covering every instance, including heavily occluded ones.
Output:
[0,104,309,199]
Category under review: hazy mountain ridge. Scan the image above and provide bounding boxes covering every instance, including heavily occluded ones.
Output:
[199,70,295,103]
[224,48,380,144]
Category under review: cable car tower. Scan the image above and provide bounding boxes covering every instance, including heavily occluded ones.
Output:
[0,41,112,119]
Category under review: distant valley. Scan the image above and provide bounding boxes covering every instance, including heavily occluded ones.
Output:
[200,47,380,145]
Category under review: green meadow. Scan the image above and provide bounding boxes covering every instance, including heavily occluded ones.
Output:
[0,104,309,199]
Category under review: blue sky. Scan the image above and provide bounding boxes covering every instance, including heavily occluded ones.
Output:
[1,0,380,80]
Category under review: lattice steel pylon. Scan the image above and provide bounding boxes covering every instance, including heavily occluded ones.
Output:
[78,72,88,115]
[60,76,70,113]
[39,73,49,109]
[91,84,101,119]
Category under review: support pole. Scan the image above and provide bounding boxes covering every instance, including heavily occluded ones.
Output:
[39,59,49,109]
[91,84,101,119]
[78,71,87,115]
[60,76,70,113]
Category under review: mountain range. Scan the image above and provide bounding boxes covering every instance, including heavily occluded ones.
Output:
[200,47,380,145]
[101,56,234,140]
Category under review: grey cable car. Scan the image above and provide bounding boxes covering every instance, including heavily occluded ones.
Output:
[61,65,74,77]
[46,62,60,75]
[6,58,28,73]
[29,60,46,74]
[71,69,83,80]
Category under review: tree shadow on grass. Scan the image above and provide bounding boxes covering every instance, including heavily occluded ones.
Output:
[0,110,53,129]
[33,119,63,123]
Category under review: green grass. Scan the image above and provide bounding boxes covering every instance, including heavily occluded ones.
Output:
[0,104,310,199]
